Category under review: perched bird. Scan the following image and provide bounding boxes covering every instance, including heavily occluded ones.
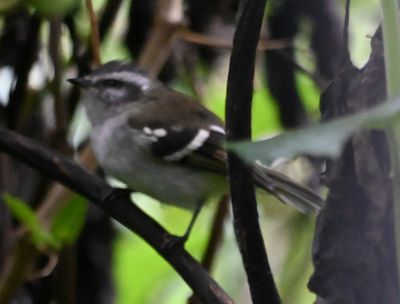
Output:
[69,61,323,241]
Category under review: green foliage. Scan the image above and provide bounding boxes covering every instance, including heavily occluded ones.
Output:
[113,233,183,304]
[3,193,55,248]
[2,193,87,250]
[202,73,282,136]
[380,0,400,291]
[380,0,400,98]
[296,73,320,118]
[278,215,315,304]
[26,0,80,16]
[229,98,400,164]
[51,195,88,246]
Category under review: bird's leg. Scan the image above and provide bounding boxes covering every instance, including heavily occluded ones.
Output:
[162,201,204,250]
[182,200,204,241]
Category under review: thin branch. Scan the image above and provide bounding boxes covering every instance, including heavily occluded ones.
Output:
[49,17,69,152]
[70,0,123,75]
[277,50,327,89]
[64,0,123,116]
[85,0,101,66]
[137,0,184,77]
[178,29,290,51]
[0,127,234,304]
[201,196,229,271]
[37,145,97,229]
[225,0,281,303]
[188,196,229,304]
[340,0,351,67]
[0,238,39,303]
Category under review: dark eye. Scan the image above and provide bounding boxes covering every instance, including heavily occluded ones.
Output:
[100,79,124,88]
[128,85,143,100]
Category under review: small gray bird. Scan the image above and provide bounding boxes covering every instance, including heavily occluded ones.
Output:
[69,61,323,241]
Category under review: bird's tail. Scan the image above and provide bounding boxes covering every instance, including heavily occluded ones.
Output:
[253,165,324,213]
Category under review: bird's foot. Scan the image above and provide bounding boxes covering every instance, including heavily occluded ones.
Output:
[161,233,188,251]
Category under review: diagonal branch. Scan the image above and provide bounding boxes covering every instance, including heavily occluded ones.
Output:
[0,126,234,304]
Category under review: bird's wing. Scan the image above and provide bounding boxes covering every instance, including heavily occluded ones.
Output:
[127,117,227,175]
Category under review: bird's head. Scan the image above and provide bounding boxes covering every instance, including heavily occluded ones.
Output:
[69,61,162,125]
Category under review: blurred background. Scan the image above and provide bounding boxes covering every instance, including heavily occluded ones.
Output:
[0,0,382,303]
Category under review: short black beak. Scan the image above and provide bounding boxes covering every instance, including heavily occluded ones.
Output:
[67,77,91,88]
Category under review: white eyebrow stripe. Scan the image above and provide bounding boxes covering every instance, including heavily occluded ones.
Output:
[90,71,153,90]
[164,129,210,161]
[210,125,225,134]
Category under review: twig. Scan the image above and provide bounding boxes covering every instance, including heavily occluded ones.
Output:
[64,0,123,115]
[49,17,69,152]
[178,29,290,51]
[26,251,58,280]
[277,50,327,89]
[225,0,281,303]
[188,196,229,304]
[341,0,351,66]
[137,0,184,77]
[0,237,39,303]
[85,0,101,66]
[201,196,229,271]
[0,126,234,304]
[37,145,97,229]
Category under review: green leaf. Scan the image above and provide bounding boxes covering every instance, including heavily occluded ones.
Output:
[229,98,400,164]
[51,195,88,246]
[380,0,400,290]
[2,193,54,248]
